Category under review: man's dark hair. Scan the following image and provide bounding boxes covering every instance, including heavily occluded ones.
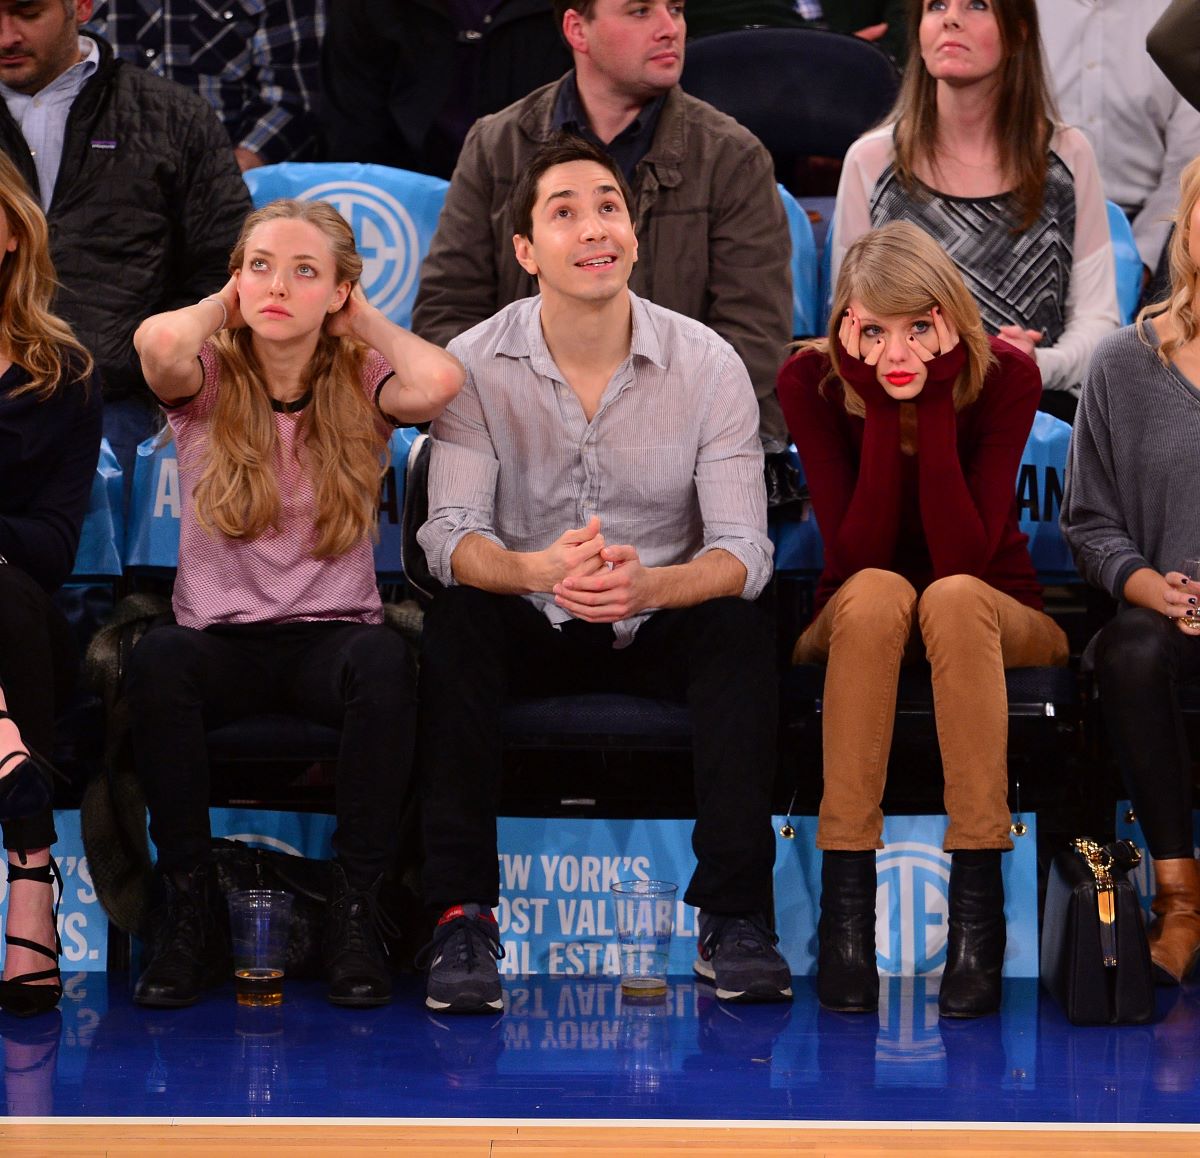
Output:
[509,135,634,241]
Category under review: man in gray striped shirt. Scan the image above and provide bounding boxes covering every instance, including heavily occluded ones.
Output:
[415,138,792,1016]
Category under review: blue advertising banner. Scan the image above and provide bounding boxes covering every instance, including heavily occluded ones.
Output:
[0,810,106,973]
[496,812,1039,979]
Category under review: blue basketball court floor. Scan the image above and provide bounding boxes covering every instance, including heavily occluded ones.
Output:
[3,971,1200,1128]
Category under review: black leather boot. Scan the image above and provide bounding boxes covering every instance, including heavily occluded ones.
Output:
[134,863,230,1008]
[324,863,393,1008]
[817,851,879,1012]
[939,850,1006,1019]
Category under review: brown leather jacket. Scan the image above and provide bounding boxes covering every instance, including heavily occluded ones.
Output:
[413,77,792,447]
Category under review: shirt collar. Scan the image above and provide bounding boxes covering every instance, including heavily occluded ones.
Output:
[0,36,99,103]
[551,70,662,143]
[495,291,668,375]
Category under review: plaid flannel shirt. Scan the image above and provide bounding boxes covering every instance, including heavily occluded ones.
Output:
[89,0,324,164]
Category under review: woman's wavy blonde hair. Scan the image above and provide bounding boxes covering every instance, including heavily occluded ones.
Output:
[192,199,387,560]
[1138,154,1200,367]
[807,221,995,417]
[0,152,92,398]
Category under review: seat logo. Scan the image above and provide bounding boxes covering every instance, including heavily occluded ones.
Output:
[876,843,950,975]
[226,832,304,858]
[300,181,420,321]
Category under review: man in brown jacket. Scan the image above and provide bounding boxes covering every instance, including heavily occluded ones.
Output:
[412,0,800,507]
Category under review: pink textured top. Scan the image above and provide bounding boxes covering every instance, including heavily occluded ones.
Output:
[165,342,394,630]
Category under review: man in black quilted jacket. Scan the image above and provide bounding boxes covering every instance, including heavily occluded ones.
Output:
[0,0,251,480]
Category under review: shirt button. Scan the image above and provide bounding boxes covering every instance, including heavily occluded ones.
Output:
[483,12,492,21]
[462,28,482,40]
[224,10,234,19]
[144,47,155,58]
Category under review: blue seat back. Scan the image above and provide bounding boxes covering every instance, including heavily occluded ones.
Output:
[124,428,420,574]
[1107,199,1141,326]
[778,184,820,338]
[243,162,450,331]
[71,437,124,578]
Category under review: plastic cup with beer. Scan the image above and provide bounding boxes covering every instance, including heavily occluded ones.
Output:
[610,879,677,1000]
[227,889,293,1007]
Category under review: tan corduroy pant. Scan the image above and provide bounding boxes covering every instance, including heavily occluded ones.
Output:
[793,569,1069,852]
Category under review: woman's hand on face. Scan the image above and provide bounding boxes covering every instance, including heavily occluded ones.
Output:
[997,324,1043,360]
[904,305,959,365]
[838,307,885,366]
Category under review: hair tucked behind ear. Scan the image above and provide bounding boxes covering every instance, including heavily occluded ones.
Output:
[802,222,995,416]
[191,200,388,559]
[0,153,92,399]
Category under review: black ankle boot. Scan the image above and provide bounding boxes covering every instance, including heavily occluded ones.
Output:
[939,850,1006,1019]
[134,863,229,1008]
[324,864,394,1008]
[817,851,879,1013]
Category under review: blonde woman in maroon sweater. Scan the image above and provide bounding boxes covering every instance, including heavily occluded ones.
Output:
[776,222,1068,1019]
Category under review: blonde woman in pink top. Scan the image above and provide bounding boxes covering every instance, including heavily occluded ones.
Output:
[125,199,464,1010]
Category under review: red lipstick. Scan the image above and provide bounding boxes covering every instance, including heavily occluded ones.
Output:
[885,371,916,386]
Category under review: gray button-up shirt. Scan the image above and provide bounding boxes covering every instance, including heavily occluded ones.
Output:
[419,291,772,646]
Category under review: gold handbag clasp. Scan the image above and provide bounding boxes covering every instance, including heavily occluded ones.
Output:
[1073,838,1118,967]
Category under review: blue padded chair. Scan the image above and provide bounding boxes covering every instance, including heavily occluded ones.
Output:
[71,438,124,580]
[1107,199,1142,327]
[243,162,450,331]
[778,184,820,338]
[402,433,693,753]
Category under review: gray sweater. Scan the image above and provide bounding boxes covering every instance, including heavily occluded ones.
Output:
[1062,321,1200,602]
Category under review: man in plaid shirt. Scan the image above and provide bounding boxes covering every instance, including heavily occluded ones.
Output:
[89,0,323,169]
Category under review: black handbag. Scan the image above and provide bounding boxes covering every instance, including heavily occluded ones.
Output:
[1040,838,1155,1025]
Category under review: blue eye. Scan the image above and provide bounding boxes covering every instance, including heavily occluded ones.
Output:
[911,320,931,335]
[861,324,882,339]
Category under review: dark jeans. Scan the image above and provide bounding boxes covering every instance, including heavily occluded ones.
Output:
[1093,607,1200,860]
[126,620,417,885]
[0,565,76,852]
[417,587,779,914]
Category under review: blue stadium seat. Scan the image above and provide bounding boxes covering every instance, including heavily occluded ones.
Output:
[71,438,124,580]
[778,184,820,338]
[1107,199,1142,326]
[243,162,450,331]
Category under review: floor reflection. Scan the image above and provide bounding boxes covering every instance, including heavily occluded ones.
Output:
[1,971,1198,1122]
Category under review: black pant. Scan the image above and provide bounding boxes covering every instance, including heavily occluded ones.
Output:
[1093,607,1200,859]
[126,620,417,885]
[417,587,779,914]
[0,565,75,852]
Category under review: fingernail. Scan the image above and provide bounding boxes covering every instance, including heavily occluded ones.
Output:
[1184,577,1191,585]
[1190,597,1197,605]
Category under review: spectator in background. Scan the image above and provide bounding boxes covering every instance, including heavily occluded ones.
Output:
[0,0,251,481]
[89,0,325,169]
[685,0,908,65]
[1038,0,1200,299]
[414,0,800,509]
[833,0,1118,424]
[320,1,571,180]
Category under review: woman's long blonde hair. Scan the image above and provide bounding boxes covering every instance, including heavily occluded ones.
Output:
[1138,155,1200,367]
[0,153,92,398]
[890,0,1057,233]
[809,221,995,416]
[192,199,387,560]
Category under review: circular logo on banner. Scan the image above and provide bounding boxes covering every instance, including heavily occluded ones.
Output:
[875,843,951,976]
[299,181,420,321]
[226,832,304,857]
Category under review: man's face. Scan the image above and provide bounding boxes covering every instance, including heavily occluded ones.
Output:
[564,0,685,104]
[0,1,90,97]
[512,159,638,308]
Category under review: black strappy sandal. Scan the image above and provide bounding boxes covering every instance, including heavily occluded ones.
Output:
[0,711,52,822]
[0,857,63,1018]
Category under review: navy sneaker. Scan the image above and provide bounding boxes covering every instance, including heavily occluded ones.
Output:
[419,904,505,1014]
[693,912,793,1003]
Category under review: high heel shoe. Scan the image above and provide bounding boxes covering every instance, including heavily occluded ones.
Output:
[0,858,63,1018]
[0,711,52,822]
